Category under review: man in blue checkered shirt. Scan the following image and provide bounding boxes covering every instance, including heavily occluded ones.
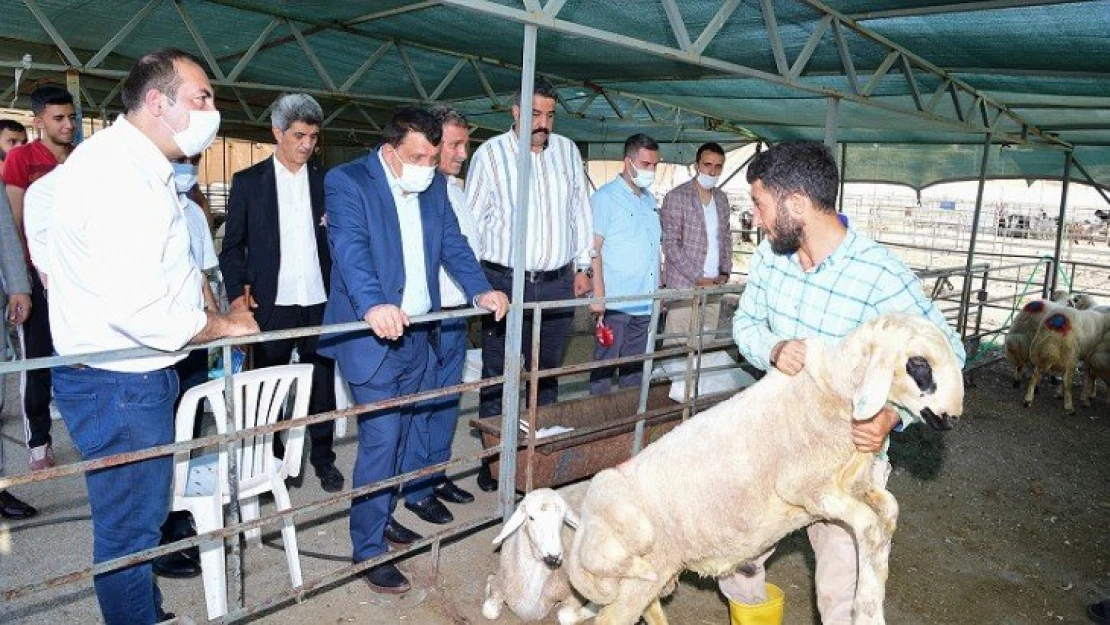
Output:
[723,141,965,624]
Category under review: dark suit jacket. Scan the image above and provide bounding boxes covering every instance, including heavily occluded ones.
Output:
[218,157,331,328]
[319,149,490,385]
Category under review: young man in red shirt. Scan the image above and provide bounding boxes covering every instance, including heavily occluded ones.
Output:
[1,85,75,471]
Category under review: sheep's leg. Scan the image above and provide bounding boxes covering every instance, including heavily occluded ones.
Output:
[556,598,597,625]
[594,579,667,625]
[810,495,888,625]
[642,598,669,625]
[1023,367,1044,408]
[481,574,504,620]
[1062,365,1075,414]
[1081,368,1095,407]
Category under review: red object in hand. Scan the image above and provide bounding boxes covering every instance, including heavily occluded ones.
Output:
[595,319,615,348]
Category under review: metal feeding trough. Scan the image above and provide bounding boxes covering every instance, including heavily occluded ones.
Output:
[470,383,730,491]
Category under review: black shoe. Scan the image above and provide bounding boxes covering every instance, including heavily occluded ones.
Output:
[315,463,344,493]
[476,462,498,492]
[383,517,422,546]
[405,495,454,525]
[433,479,474,504]
[156,607,176,623]
[363,562,410,594]
[152,551,202,579]
[0,490,38,519]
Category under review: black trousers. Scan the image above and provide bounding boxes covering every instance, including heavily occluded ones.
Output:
[254,303,337,471]
[19,271,53,449]
[478,266,575,419]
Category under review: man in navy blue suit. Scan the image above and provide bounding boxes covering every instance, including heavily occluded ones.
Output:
[320,108,508,594]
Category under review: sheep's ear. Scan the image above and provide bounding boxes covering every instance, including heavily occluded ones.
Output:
[852,342,897,421]
[492,506,527,545]
[563,508,581,530]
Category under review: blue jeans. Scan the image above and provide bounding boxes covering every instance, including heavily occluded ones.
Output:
[347,329,434,563]
[402,316,467,503]
[53,365,177,625]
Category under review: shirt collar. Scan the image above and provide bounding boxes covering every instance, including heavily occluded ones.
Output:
[507,126,549,152]
[376,147,407,196]
[114,115,173,185]
[792,227,857,274]
[272,154,307,180]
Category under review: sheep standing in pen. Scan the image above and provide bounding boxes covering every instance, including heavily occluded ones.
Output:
[1081,323,1110,407]
[1004,291,1070,388]
[483,486,594,624]
[564,314,965,625]
[1024,307,1110,413]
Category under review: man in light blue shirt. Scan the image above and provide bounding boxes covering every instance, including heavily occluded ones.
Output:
[726,141,965,623]
[588,134,662,395]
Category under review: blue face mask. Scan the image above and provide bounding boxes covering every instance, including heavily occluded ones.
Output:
[172,162,198,194]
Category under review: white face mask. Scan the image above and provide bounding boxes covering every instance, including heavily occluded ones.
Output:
[161,99,220,157]
[697,172,719,189]
[629,162,655,189]
[389,147,436,193]
[172,162,198,194]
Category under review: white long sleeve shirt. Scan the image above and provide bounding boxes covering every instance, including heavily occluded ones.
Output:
[273,156,326,306]
[378,150,431,316]
[439,176,479,307]
[466,130,592,271]
[48,117,206,372]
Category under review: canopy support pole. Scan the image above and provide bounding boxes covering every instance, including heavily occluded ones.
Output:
[499,22,537,520]
[957,133,992,336]
[838,142,847,213]
[824,96,839,157]
[1050,152,1072,294]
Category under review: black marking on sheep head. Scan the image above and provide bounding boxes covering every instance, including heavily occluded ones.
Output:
[906,356,936,395]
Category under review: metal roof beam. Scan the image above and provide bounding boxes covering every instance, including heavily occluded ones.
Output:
[924,77,950,113]
[22,0,81,67]
[288,19,336,91]
[86,0,163,70]
[692,0,741,56]
[862,51,899,97]
[340,41,394,93]
[831,19,858,94]
[758,0,790,76]
[847,1,1081,21]
[661,0,692,52]
[230,87,255,122]
[437,0,1059,148]
[173,0,226,80]
[789,14,832,79]
[521,0,542,12]
[430,58,468,100]
[353,104,383,131]
[344,1,441,26]
[323,102,349,127]
[469,59,501,107]
[542,0,568,17]
[396,43,429,101]
[900,56,922,111]
[226,17,281,82]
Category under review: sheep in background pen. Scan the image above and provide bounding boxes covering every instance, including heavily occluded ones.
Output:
[565,314,965,625]
[1069,292,1110,314]
[1024,307,1110,413]
[1004,290,1070,388]
[483,485,595,625]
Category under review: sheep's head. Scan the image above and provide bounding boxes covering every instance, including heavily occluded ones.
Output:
[1068,292,1098,310]
[846,314,964,431]
[492,488,580,568]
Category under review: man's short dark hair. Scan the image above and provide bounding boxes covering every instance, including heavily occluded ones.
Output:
[0,119,26,134]
[746,141,839,214]
[121,48,205,114]
[29,85,74,115]
[695,142,725,163]
[624,133,659,160]
[382,107,442,148]
[430,105,468,129]
[513,78,558,106]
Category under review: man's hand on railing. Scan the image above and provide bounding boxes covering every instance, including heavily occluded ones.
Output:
[476,290,510,321]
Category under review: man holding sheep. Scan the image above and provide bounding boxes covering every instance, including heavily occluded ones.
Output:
[729,141,965,624]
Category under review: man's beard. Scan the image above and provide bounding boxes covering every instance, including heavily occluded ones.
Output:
[768,209,804,255]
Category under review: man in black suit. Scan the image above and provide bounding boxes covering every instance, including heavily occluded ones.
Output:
[219,93,342,492]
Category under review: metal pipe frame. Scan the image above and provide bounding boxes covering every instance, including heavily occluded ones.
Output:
[1049,152,1073,293]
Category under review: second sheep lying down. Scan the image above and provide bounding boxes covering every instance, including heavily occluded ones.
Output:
[565,314,965,625]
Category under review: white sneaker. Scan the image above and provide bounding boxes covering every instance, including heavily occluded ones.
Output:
[29,443,55,471]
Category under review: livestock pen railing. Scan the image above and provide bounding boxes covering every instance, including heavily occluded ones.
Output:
[0,284,743,623]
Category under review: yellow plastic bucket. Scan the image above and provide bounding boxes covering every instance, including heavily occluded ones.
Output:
[727,583,784,625]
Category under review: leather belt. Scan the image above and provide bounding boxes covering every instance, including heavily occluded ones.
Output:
[481,261,572,283]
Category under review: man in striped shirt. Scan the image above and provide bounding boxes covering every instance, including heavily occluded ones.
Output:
[725,141,965,623]
[466,78,592,491]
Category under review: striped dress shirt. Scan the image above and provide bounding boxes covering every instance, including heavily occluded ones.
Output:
[465,130,592,271]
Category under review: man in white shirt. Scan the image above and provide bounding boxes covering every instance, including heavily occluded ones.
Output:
[47,48,257,625]
[218,93,342,493]
[466,78,593,491]
[399,106,479,521]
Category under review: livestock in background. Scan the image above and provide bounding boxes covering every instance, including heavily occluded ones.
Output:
[1024,307,1110,413]
[565,314,965,625]
[1004,291,1070,387]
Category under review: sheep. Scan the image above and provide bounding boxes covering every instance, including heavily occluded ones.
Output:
[1003,291,1069,388]
[564,314,965,625]
[1081,325,1110,407]
[1024,307,1110,413]
[1068,292,1110,314]
[483,485,594,625]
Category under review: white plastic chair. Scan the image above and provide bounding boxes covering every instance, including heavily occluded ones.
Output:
[171,364,313,620]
